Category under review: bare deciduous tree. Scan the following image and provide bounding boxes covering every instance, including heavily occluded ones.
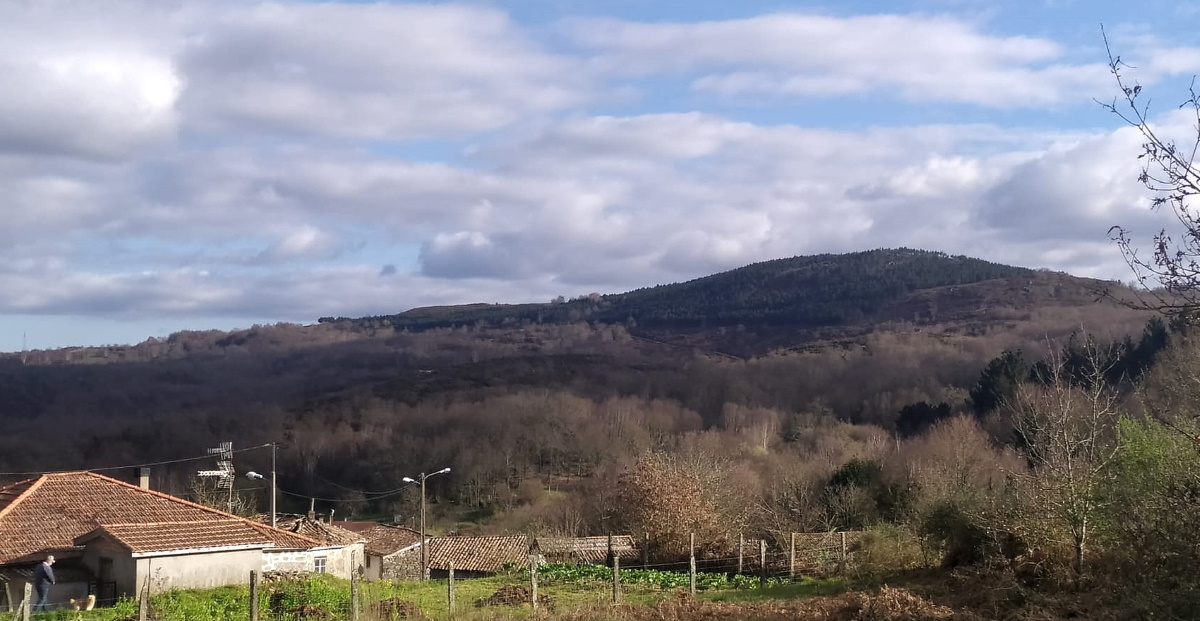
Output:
[189,477,256,517]
[1005,339,1123,577]
[1101,28,1200,314]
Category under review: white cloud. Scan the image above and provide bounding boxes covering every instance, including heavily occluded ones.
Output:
[0,0,590,160]
[567,13,1109,106]
[0,2,1190,336]
[177,2,590,139]
[0,24,181,159]
[977,128,1159,241]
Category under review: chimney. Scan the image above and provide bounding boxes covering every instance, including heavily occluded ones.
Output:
[138,467,151,490]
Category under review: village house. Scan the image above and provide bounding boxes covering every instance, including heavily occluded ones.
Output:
[333,522,422,581]
[420,535,531,580]
[0,471,358,611]
[258,514,365,578]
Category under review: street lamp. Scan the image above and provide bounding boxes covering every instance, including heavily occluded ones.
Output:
[246,442,278,529]
[402,467,451,581]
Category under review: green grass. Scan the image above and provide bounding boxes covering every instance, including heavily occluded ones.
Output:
[28,571,844,621]
[30,599,137,621]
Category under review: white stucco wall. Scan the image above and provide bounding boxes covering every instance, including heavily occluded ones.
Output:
[363,554,381,582]
[136,549,262,594]
[83,537,139,598]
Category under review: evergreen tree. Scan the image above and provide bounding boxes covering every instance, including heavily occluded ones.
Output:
[970,350,1029,415]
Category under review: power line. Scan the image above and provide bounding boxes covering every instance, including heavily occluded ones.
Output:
[0,443,274,477]
[314,473,414,497]
[277,484,415,504]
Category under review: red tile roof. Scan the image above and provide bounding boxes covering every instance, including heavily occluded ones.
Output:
[0,472,321,564]
[425,536,532,573]
[332,521,379,534]
[346,524,422,557]
[263,515,364,547]
[538,536,639,564]
[76,521,271,554]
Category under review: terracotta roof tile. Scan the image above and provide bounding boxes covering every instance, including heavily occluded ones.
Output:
[0,472,323,563]
[350,524,422,557]
[538,536,639,564]
[77,520,271,554]
[331,521,378,534]
[0,479,38,515]
[425,536,531,573]
[262,515,364,547]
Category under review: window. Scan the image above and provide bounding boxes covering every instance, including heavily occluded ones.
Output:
[314,557,327,574]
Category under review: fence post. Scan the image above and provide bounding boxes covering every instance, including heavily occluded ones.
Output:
[789,532,796,581]
[759,539,767,588]
[21,583,31,621]
[138,576,148,621]
[350,556,360,621]
[529,554,539,612]
[688,533,697,595]
[737,533,744,574]
[447,562,455,613]
[250,571,259,621]
[642,532,649,568]
[612,545,621,604]
[839,532,848,574]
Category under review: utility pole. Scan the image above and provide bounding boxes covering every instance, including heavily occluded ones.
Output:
[270,443,277,529]
[420,473,427,580]
[246,443,277,526]
[403,467,451,582]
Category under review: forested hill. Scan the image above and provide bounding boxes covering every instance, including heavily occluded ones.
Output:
[347,248,1035,331]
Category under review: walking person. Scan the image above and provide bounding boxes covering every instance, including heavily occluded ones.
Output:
[32,555,55,612]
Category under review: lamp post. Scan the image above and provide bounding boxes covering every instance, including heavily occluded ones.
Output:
[246,443,277,529]
[403,467,451,581]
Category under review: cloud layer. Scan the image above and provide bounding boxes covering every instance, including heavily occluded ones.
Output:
[2,1,1199,347]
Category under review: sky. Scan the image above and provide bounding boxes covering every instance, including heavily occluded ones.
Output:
[3,0,1200,352]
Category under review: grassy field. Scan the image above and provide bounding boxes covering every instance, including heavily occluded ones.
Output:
[26,571,847,621]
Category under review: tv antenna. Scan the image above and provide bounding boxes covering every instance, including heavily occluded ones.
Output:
[198,442,235,512]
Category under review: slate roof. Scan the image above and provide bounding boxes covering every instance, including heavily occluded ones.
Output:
[425,536,532,573]
[0,472,320,564]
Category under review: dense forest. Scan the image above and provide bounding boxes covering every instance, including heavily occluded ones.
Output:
[0,249,1148,507]
[8,248,1200,614]
[344,249,1037,334]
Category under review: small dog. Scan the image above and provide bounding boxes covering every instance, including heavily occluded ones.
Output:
[69,594,96,611]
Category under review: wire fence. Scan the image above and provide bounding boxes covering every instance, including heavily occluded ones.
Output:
[3,531,863,620]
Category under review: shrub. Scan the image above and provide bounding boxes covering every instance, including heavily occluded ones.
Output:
[851,524,928,579]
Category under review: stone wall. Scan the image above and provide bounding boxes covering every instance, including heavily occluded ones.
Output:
[262,550,313,573]
[263,543,365,580]
[380,548,423,582]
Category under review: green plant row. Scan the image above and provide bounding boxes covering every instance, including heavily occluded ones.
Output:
[528,563,790,590]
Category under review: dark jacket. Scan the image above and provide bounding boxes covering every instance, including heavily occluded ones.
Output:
[33,561,55,587]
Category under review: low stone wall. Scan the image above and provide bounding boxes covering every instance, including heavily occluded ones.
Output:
[262,544,365,580]
[262,551,313,573]
[380,548,423,581]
